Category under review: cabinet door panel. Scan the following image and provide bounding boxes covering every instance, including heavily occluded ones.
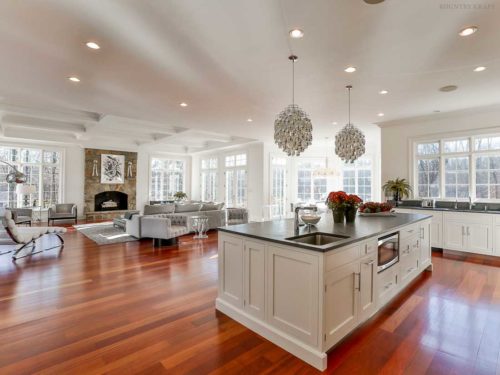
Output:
[324,262,359,348]
[420,222,432,268]
[218,234,244,308]
[244,241,266,320]
[267,246,319,346]
[467,223,492,254]
[431,221,441,248]
[443,221,464,250]
[359,254,377,322]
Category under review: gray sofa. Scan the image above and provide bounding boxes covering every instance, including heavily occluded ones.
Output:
[125,203,248,242]
[143,202,226,231]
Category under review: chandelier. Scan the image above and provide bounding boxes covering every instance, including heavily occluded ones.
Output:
[274,55,313,156]
[335,85,365,163]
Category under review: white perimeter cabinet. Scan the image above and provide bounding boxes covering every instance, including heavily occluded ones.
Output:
[216,218,432,371]
[396,208,499,256]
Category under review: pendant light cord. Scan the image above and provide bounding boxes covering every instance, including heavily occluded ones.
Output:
[346,85,352,125]
[292,58,295,105]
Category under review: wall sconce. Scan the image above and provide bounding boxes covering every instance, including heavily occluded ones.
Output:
[127,161,133,178]
[92,160,99,177]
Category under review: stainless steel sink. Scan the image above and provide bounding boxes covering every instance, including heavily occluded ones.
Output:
[285,232,350,246]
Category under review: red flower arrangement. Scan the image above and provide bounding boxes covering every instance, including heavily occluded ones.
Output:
[327,191,363,209]
[358,202,394,214]
[327,191,348,209]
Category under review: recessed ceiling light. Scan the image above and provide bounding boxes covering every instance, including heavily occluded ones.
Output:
[379,90,388,95]
[86,41,100,50]
[474,66,486,72]
[332,122,338,125]
[247,118,253,122]
[344,66,357,73]
[377,112,385,117]
[289,29,304,38]
[459,26,478,36]
[180,102,188,107]
[439,85,458,92]
[68,76,80,82]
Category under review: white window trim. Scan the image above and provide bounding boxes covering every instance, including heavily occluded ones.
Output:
[269,154,289,218]
[0,142,65,207]
[294,157,328,203]
[410,129,500,202]
[200,156,218,202]
[223,151,248,208]
[148,155,188,201]
[342,155,374,202]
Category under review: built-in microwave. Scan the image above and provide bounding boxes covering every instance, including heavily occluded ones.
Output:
[378,232,399,273]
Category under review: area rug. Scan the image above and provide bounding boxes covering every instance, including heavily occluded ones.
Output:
[74,222,138,245]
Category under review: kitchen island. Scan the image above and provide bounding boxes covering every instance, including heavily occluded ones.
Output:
[216,213,432,371]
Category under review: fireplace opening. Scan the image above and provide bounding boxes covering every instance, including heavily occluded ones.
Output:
[94,191,128,211]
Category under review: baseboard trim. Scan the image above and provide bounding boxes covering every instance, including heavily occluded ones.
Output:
[215,298,327,371]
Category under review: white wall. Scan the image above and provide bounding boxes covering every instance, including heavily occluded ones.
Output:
[380,105,500,195]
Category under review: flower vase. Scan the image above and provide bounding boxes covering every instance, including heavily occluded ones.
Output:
[332,209,345,223]
[345,207,357,223]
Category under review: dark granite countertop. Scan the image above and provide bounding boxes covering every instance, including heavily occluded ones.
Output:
[396,206,500,215]
[218,213,431,252]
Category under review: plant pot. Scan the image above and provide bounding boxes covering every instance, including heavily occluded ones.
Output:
[332,209,345,224]
[393,191,400,207]
[345,207,357,223]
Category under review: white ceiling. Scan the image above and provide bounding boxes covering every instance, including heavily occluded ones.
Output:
[0,0,499,147]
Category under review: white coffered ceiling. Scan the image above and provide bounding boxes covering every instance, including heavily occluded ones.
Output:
[0,0,499,149]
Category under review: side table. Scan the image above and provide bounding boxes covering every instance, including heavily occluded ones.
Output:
[191,215,209,239]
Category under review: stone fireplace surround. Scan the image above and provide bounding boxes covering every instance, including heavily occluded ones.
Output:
[84,148,137,221]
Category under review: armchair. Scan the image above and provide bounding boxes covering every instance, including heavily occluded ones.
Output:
[141,214,189,246]
[48,204,77,225]
[8,208,32,226]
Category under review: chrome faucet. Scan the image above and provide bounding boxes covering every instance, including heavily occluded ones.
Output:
[294,206,318,233]
[468,196,474,210]
[454,199,458,210]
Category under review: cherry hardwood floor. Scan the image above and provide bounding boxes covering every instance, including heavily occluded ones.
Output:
[1,226,500,374]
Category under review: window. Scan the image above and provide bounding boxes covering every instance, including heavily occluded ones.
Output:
[414,135,500,200]
[201,157,217,202]
[342,157,372,201]
[225,153,247,208]
[296,159,327,203]
[271,156,287,218]
[476,155,500,199]
[150,158,185,201]
[0,146,62,208]
[444,157,469,198]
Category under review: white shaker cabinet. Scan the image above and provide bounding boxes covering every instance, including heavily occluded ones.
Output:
[244,240,266,320]
[443,212,493,255]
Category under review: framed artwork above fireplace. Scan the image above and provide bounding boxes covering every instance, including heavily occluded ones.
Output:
[101,154,125,184]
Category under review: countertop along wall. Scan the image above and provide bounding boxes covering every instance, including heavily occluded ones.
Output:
[380,104,500,189]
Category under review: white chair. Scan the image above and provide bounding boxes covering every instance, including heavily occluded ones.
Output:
[3,210,67,260]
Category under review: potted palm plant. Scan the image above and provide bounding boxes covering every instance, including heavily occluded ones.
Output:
[382,178,412,206]
[173,191,188,202]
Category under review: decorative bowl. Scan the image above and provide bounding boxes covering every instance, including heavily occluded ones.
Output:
[301,215,321,225]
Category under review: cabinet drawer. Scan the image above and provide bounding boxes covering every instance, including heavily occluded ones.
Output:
[326,244,360,272]
[362,238,378,255]
[378,264,399,307]
[400,234,418,259]
[400,223,419,239]
[399,251,419,286]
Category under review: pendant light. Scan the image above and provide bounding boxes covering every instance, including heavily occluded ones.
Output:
[335,85,365,163]
[274,55,313,156]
